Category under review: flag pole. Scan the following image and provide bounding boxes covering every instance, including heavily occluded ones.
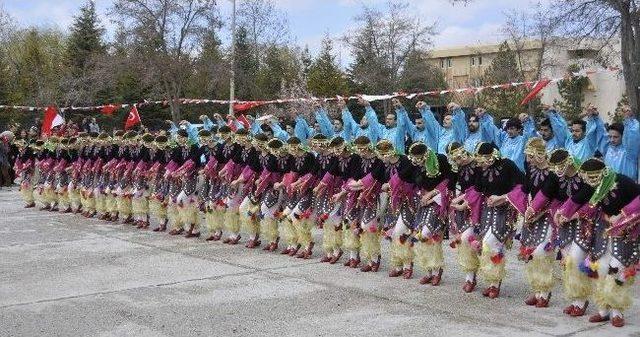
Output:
[229,0,236,116]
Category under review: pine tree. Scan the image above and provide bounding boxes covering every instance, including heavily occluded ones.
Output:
[256,45,302,99]
[67,0,105,75]
[300,45,312,81]
[477,41,528,120]
[554,64,589,121]
[234,26,259,100]
[307,36,349,97]
[398,50,447,93]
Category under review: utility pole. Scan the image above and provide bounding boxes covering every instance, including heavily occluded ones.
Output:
[229,0,237,116]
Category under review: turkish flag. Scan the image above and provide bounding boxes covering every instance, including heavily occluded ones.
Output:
[41,106,64,136]
[520,78,551,106]
[101,104,121,115]
[124,105,141,130]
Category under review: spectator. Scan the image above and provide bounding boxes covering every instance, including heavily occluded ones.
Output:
[89,118,100,133]
[81,118,91,132]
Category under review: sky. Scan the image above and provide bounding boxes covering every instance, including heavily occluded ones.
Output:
[2,0,545,63]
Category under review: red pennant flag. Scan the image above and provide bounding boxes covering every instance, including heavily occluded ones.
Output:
[124,105,141,130]
[233,102,262,112]
[520,78,551,106]
[41,106,64,136]
[101,104,121,115]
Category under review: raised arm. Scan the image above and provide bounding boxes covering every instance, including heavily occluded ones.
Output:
[199,115,216,131]
[479,112,507,147]
[294,115,313,144]
[545,109,569,147]
[314,106,335,138]
[415,102,441,151]
[451,106,467,143]
[341,107,358,143]
[270,120,290,141]
[362,100,384,138]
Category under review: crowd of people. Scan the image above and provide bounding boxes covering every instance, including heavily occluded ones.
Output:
[8,98,640,328]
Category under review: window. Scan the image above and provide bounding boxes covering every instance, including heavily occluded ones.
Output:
[470,57,475,66]
[447,58,453,68]
[478,56,483,65]
[440,58,445,69]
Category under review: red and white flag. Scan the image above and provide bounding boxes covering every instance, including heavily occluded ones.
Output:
[124,105,141,130]
[41,106,64,136]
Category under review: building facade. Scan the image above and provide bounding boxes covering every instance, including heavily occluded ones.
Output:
[428,40,625,121]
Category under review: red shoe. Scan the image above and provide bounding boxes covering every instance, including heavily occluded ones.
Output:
[223,237,232,244]
[419,275,433,285]
[349,258,360,268]
[185,231,201,238]
[24,203,35,208]
[525,295,538,306]
[389,269,402,277]
[462,280,476,293]
[563,305,575,315]
[343,259,352,267]
[246,240,259,248]
[588,313,609,323]
[431,268,443,286]
[536,294,551,308]
[153,225,167,232]
[570,301,589,317]
[329,251,343,264]
[482,287,491,297]
[168,228,183,235]
[281,247,291,255]
[371,258,380,272]
[611,316,625,327]
[487,286,500,299]
[320,255,331,263]
[268,241,278,251]
[289,245,301,257]
[402,268,413,279]
[360,264,373,272]
[297,248,312,259]
[229,236,241,245]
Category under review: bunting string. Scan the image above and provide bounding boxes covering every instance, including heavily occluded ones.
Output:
[0,67,619,113]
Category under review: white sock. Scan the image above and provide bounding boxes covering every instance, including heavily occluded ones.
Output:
[465,273,475,282]
[611,309,622,318]
[350,251,357,259]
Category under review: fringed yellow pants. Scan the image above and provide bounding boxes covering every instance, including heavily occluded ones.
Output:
[239,198,260,238]
[68,188,81,211]
[390,238,414,269]
[132,196,149,219]
[293,218,313,248]
[342,224,361,253]
[260,217,279,243]
[360,230,381,263]
[224,210,240,234]
[414,240,444,273]
[322,221,343,255]
[205,207,224,233]
[149,199,167,222]
[525,254,555,294]
[279,217,298,247]
[19,185,34,205]
[479,234,506,285]
[168,202,183,230]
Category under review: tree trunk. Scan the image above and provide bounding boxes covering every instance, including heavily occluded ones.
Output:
[619,11,640,114]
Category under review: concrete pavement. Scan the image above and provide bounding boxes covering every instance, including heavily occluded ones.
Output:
[0,189,638,337]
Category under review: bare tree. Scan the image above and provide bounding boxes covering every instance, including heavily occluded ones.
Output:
[111,0,218,121]
[237,0,290,68]
[502,3,560,81]
[344,0,437,94]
